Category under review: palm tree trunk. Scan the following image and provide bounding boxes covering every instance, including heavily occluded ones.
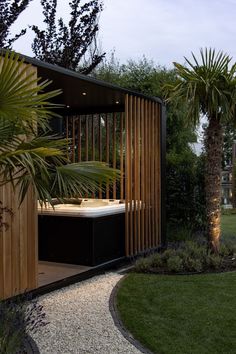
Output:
[204,117,223,253]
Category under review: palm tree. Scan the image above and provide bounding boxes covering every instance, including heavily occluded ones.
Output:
[164,48,236,252]
[0,51,118,205]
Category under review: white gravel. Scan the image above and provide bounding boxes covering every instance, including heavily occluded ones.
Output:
[31,272,142,354]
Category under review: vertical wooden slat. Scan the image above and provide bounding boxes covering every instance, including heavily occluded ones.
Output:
[113,113,116,199]
[154,103,159,245]
[11,184,20,296]
[78,117,81,162]
[120,113,124,200]
[91,115,95,198]
[140,98,145,252]
[27,185,37,290]
[92,115,95,160]
[157,103,161,244]
[2,184,12,298]
[144,99,149,249]
[151,102,155,248]
[66,116,69,159]
[85,115,89,161]
[125,95,130,256]
[155,102,160,246]
[148,101,152,249]
[137,97,141,253]
[129,96,133,255]
[133,96,137,254]
[72,117,75,162]
[0,185,4,299]
[98,114,102,199]
[98,115,102,161]
[19,192,28,291]
[106,114,110,199]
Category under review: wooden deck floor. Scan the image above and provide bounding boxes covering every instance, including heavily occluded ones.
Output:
[38,261,91,287]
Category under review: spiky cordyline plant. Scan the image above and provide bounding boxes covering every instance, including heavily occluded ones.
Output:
[164,48,236,253]
[0,51,119,205]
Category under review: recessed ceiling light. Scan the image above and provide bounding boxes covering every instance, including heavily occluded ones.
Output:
[66,105,70,108]
[115,101,119,104]
[82,92,87,96]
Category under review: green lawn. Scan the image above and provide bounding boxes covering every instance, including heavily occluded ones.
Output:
[116,273,236,354]
[221,214,236,242]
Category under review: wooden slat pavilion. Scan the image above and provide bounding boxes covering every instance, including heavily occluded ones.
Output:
[0,53,166,299]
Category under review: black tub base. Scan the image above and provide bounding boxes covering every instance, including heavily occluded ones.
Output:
[38,213,125,266]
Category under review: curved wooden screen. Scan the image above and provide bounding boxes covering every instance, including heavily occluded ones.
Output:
[125,94,161,256]
[64,96,162,257]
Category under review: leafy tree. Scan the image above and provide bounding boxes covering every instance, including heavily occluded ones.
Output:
[165,48,236,253]
[0,51,117,205]
[31,0,105,74]
[0,0,32,48]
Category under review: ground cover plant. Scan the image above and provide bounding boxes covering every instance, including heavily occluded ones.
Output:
[116,273,236,354]
[134,241,236,274]
[0,295,47,354]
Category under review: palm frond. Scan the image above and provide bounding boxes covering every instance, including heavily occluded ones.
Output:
[0,51,121,205]
[164,48,236,125]
[0,50,62,132]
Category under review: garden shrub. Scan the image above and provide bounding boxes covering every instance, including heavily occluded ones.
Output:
[0,295,48,354]
[182,256,203,272]
[134,257,153,273]
[149,253,163,268]
[134,241,236,274]
[166,256,183,273]
[219,242,236,256]
[204,254,222,270]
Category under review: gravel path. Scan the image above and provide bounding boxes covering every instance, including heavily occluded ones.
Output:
[31,272,142,354]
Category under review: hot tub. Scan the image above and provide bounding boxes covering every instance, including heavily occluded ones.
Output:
[38,199,126,266]
[38,198,126,217]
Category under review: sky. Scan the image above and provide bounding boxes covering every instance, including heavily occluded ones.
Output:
[11,0,236,68]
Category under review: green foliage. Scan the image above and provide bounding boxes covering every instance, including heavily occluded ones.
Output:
[134,241,236,274]
[165,48,236,251]
[222,122,236,168]
[148,253,163,268]
[134,257,153,273]
[204,254,222,270]
[164,48,236,126]
[166,151,206,231]
[166,256,183,273]
[0,51,119,205]
[0,295,47,354]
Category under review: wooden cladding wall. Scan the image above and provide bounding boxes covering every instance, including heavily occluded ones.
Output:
[0,62,38,300]
[125,95,161,256]
[0,185,37,300]
[65,95,162,257]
